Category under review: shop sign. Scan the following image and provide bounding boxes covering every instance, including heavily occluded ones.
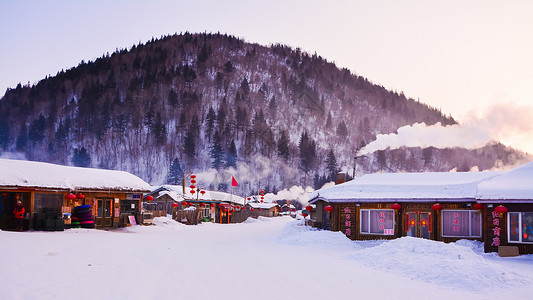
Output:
[344,207,353,236]
[126,194,141,200]
[491,210,501,247]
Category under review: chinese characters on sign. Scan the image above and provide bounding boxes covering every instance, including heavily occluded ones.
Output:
[453,212,460,232]
[491,210,501,247]
[379,212,385,230]
[344,207,352,236]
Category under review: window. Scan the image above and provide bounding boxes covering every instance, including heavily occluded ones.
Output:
[360,209,394,235]
[34,193,63,212]
[442,210,481,238]
[508,212,533,244]
[201,206,210,218]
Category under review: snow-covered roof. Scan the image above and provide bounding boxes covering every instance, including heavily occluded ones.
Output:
[0,159,151,192]
[477,161,533,202]
[309,170,502,203]
[157,190,184,202]
[156,185,245,205]
[247,202,279,209]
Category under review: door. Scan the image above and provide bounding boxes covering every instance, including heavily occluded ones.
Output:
[406,211,432,239]
[96,198,113,227]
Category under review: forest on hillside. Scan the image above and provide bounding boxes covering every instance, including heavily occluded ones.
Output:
[0,32,529,194]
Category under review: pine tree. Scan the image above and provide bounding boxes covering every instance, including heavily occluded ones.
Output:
[325,112,332,128]
[72,147,91,167]
[336,120,348,136]
[277,130,290,162]
[184,129,196,162]
[28,114,46,144]
[240,77,250,99]
[299,131,317,173]
[210,130,224,170]
[167,158,184,185]
[168,89,178,107]
[0,118,9,149]
[224,60,233,73]
[225,139,237,169]
[205,107,216,142]
[325,149,337,181]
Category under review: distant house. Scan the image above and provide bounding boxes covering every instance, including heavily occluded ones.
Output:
[309,161,533,255]
[0,159,151,230]
[145,185,247,224]
[246,202,280,218]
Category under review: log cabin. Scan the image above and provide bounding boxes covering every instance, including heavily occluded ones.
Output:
[0,159,151,230]
[309,161,533,254]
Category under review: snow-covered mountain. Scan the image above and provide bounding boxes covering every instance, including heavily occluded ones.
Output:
[0,33,529,194]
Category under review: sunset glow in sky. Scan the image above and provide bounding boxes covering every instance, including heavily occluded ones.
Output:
[1,0,532,153]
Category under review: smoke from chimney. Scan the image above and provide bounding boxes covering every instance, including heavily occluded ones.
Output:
[357,102,533,156]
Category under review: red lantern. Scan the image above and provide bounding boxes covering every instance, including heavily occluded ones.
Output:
[191,179,196,184]
[324,205,334,212]
[191,175,196,179]
[76,193,85,199]
[223,208,228,213]
[200,203,205,207]
[305,205,313,211]
[190,189,196,194]
[190,185,196,189]
[431,203,442,211]
[259,208,263,211]
[251,208,255,211]
[145,195,154,202]
[247,197,251,201]
[242,206,246,210]
[260,200,264,203]
[210,203,215,208]
[236,206,241,210]
[474,203,483,211]
[66,193,77,200]
[495,205,507,217]
[391,203,401,211]
[200,190,206,195]
[302,212,308,217]
[182,202,188,206]
[171,203,179,208]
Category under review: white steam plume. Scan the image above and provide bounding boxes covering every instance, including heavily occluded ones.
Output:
[358,102,533,156]
[264,185,315,205]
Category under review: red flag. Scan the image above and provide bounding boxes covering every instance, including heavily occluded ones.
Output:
[231,176,238,187]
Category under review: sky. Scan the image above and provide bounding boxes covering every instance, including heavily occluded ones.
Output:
[1,0,532,153]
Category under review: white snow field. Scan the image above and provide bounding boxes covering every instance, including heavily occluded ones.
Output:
[1,216,532,300]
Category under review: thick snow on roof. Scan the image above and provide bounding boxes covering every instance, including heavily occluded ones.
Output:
[157,190,184,202]
[477,161,533,201]
[158,185,245,205]
[0,159,151,192]
[310,171,502,202]
[247,202,279,209]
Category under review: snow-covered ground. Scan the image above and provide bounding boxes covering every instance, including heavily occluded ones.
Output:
[1,217,532,299]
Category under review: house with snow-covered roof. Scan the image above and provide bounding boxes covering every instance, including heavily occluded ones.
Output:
[0,159,151,231]
[144,185,248,224]
[309,161,533,254]
[246,202,280,218]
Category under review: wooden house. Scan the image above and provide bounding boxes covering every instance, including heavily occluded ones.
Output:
[246,202,280,218]
[0,159,151,230]
[309,161,533,254]
[145,185,248,224]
